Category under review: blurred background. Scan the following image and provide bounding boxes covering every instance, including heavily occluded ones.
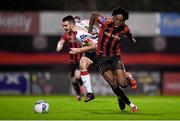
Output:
[0,0,180,96]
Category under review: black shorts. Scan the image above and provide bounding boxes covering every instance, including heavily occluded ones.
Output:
[69,63,79,77]
[83,52,97,65]
[97,56,125,74]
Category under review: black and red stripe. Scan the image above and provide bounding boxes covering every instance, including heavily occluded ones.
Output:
[97,23,113,56]
[110,31,121,56]
[97,22,127,57]
[67,32,82,64]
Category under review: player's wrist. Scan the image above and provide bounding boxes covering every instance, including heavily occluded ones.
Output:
[79,48,83,53]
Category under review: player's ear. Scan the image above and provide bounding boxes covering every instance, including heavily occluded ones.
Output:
[70,23,75,27]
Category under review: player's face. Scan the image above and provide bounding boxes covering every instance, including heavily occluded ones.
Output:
[62,21,73,33]
[113,14,125,27]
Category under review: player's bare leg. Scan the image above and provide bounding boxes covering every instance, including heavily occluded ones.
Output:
[72,69,83,101]
[102,70,138,112]
[114,69,137,90]
[79,57,95,102]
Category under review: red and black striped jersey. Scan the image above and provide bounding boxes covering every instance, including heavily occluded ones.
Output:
[96,16,131,57]
[62,32,82,64]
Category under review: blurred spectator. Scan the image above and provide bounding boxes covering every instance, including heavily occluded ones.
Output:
[31,72,53,95]
[32,35,48,51]
[152,36,167,52]
[138,72,161,95]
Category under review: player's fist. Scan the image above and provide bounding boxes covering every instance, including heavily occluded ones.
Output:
[69,48,80,54]
[56,41,63,52]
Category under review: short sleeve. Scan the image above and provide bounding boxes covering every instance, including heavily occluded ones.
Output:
[96,16,113,26]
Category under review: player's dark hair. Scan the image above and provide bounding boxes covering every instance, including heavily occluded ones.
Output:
[112,7,129,20]
[62,15,75,24]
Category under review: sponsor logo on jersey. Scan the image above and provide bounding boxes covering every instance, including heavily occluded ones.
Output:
[91,34,98,39]
[104,31,121,40]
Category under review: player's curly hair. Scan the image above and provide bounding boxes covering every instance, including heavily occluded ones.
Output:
[112,7,129,20]
[62,15,75,24]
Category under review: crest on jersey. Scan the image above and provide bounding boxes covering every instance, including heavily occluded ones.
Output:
[100,17,107,23]
[80,34,88,42]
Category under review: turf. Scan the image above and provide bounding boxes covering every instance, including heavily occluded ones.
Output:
[0,95,180,120]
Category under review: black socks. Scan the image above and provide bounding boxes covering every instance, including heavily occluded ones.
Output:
[72,82,81,95]
[112,87,131,105]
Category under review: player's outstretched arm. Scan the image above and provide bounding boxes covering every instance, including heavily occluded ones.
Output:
[126,32,136,43]
[88,12,102,34]
[69,40,96,54]
[122,26,136,44]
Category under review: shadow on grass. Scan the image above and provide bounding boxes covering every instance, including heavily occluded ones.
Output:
[82,109,162,116]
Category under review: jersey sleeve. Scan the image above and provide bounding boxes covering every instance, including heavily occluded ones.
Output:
[121,25,136,43]
[79,34,91,43]
[96,16,112,26]
[76,30,92,45]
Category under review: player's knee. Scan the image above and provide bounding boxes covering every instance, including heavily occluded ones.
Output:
[74,69,81,79]
[79,63,87,70]
[117,79,128,88]
[110,83,118,89]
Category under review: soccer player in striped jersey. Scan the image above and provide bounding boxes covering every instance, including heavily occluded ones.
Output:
[57,15,99,102]
[56,17,83,101]
[88,7,138,112]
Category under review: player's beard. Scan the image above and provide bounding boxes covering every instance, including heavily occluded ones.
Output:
[65,29,70,33]
[114,23,122,28]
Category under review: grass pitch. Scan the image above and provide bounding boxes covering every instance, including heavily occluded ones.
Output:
[0,95,180,120]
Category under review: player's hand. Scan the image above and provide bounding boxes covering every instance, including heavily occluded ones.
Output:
[69,48,81,54]
[56,41,63,52]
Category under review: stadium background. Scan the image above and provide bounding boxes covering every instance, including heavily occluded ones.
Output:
[0,0,180,96]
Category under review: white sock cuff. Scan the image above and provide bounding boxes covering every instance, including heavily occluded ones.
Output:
[130,103,135,107]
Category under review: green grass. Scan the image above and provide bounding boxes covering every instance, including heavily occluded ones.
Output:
[0,95,180,120]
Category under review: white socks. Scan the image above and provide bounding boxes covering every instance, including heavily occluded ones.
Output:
[80,70,93,93]
[130,103,135,108]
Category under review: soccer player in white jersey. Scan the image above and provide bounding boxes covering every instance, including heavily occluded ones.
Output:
[57,15,99,102]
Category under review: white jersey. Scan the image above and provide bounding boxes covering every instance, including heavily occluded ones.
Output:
[75,19,99,47]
